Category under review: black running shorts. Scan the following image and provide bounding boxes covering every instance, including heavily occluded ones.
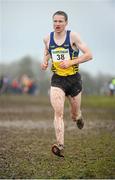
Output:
[51,73,82,97]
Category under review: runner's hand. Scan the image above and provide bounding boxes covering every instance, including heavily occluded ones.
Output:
[60,60,72,69]
[41,62,48,70]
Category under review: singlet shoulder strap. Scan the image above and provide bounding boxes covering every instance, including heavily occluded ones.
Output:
[64,30,71,45]
[48,32,55,54]
[49,32,55,46]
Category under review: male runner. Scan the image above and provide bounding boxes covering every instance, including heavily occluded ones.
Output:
[41,11,93,157]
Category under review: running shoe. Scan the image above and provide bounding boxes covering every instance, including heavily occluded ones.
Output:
[51,144,64,157]
[76,117,84,129]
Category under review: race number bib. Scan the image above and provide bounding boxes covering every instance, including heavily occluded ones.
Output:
[51,47,70,62]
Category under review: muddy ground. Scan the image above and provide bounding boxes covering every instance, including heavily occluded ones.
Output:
[0,95,115,179]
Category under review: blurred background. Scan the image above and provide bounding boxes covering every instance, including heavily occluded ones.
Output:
[0,0,115,95]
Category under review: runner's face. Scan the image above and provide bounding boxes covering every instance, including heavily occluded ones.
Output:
[53,15,67,33]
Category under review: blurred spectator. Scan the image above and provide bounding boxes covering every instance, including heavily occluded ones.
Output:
[21,74,37,95]
[0,76,4,94]
[11,79,22,94]
[112,78,115,88]
[0,75,10,94]
[21,74,31,93]
[108,78,115,96]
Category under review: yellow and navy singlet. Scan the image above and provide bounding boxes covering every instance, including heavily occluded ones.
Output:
[48,30,79,76]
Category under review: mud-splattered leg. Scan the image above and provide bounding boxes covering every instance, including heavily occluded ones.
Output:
[50,87,65,145]
[68,92,82,121]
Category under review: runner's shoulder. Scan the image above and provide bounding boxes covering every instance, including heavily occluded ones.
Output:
[70,31,80,39]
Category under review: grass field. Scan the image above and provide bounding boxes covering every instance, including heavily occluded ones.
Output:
[0,94,115,179]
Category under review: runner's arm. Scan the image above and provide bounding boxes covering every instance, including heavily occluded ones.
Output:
[71,32,93,65]
[60,32,93,68]
[41,37,51,70]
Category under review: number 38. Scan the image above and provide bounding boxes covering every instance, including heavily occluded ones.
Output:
[57,54,65,60]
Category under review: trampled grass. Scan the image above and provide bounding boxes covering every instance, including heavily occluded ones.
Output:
[0,95,115,179]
